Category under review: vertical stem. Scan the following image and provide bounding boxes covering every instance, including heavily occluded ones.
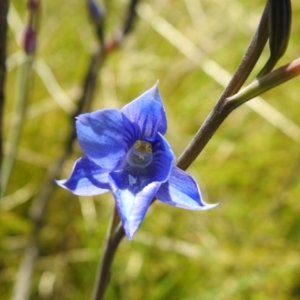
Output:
[0,0,8,177]
[1,57,33,198]
[92,220,125,300]
[91,206,118,300]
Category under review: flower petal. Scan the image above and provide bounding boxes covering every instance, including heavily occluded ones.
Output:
[121,83,167,141]
[109,170,161,239]
[156,166,219,210]
[147,132,175,182]
[56,157,109,196]
[76,109,138,169]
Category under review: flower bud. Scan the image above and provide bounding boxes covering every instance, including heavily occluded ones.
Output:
[257,0,292,77]
[87,0,105,26]
[22,26,37,55]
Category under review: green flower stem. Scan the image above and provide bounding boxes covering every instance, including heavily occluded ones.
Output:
[1,56,33,198]
[228,57,300,107]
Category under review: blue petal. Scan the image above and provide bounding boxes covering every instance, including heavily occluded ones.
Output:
[76,109,138,169]
[156,166,219,210]
[121,83,167,141]
[56,157,109,196]
[109,170,161,239]
[147,132,175,182]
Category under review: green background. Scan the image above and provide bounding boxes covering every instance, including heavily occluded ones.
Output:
[2,0,300,299]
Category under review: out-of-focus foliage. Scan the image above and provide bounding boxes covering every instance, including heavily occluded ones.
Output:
[1,0,300,299]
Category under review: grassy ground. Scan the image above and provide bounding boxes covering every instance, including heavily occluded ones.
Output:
[2,0,300,299]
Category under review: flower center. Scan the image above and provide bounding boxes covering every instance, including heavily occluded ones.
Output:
[126,140,153,168]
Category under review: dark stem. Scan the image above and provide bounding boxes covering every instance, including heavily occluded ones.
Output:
[92,207,122,300]
[177,2,269,170]
[122,0,139,36]
[0,0,8,174]
[218,1,269,99]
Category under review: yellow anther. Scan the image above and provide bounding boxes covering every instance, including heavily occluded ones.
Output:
[134,140,142,149]
[133,140,152,152]
[145,142,152,153]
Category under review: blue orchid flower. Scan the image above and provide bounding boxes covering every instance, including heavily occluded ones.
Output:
[57,83,217,239]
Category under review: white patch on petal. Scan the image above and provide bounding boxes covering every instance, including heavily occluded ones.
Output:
[128,174,137,186]
[76,114,89,125]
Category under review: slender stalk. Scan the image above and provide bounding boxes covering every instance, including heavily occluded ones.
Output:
[228,57,300,107]
[0,0,8,172]
[12,231,39,300]
[177,2,269,171]
[122,0,139,35]
[92,206,121,300]
[217,1,269,99]
[1,57,33,198]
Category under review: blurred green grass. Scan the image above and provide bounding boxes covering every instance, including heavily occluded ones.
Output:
[2,0,300,299]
